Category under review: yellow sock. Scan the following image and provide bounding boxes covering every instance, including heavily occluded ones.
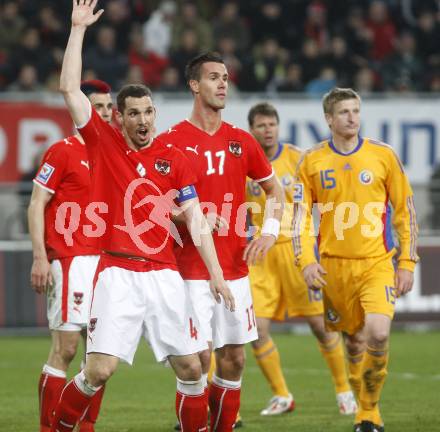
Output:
[207,352,216,384]
[355,345,388,426]
[347,351,364,401]
[318,333,351,394]
[253,338,289,397]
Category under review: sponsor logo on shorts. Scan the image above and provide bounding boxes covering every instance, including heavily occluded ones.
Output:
[89,317,97,332]
[228,141,242,157]
[155,158,171,175]
[326,308,340,323]
[73,292,83,306]
[359,169,373,185]
[36,162,55,184]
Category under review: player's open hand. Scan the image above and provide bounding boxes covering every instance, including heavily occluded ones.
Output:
[395,268,414,297]
[303,262,327,290]
[72,0,104,28]
[209,275,235,312]
[206,213,229,232]
[243,234,276,266]
[31,257,53,294]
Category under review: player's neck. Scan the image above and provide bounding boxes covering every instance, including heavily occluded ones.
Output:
[189,106,222,135]
[331,135,358,154]
[264,143,278,159]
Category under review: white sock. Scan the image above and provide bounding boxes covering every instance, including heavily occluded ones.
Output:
[73,370,101,397]
[42,364,66,378]
[212,373,241,389]
[176,377,204,396]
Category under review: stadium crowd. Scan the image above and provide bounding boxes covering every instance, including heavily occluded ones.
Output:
[0,0,439,95]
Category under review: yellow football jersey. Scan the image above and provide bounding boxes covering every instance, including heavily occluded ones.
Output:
[293,137,418,271]
[246,143,302,243]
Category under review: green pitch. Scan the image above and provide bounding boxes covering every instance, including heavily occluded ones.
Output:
[1,331,439,431]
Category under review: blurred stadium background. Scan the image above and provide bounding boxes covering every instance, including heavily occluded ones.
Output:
[0,0,439,430]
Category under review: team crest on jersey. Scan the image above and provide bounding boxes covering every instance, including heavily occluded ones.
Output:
[89,318,97,332]
[73,292,83,306]
[326,308,340,323]
[359,169,373,185]
[228,141,242,157]
[36,162,55,185]
[155,158,171,175]
[281,175,293,187]
[293,183,304,202]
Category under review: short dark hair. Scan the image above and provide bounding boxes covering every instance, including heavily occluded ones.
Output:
[184,51,225,84]
[322,87,360,114]
[80,79,111,96]
[248,102,280,127]
[116,84,153,113]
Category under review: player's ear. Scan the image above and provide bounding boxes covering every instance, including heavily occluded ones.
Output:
[324,113,332,128]
[189,79,199,94]
[115,110,123,126]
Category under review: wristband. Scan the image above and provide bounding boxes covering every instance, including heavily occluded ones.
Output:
[261,217,280,239]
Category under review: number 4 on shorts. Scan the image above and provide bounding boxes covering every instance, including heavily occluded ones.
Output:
[189,317,198,340]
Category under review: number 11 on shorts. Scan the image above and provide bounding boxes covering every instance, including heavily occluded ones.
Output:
[246,305,256,331]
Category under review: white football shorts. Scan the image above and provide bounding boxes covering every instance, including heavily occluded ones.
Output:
[47,255,99,331]
[184,276,258,350]
[87,260,207,365]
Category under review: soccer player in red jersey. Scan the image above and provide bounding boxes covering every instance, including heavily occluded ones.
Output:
[50,2,234,431]
[28,79,113,432]
[157,52,284,431]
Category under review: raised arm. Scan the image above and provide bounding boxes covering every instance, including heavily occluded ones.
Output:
[28,184,53,294]
[180,197,235,312]
[60,0,104,127]
[243,174,284,265]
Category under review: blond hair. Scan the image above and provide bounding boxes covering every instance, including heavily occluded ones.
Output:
[322,87,361,114]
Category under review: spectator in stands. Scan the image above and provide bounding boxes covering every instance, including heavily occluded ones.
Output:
[324,35,357,87]
[276,62,304,93]
[0,1,26,55]
[84,25,128,89]
[100,0,132,51]
[366,0,397,61]
[305,66,337,97]
[7,27,55,86]
[353,66,381,94]
[295,38,324,85]
[382,31,423,92]
[415,9,440,70]
[251,1,287,47]
[216,36,242,85]
[125,65,145,85]
[142,0,177,57]
[128,26,169,89]
[344,6,371,68]
[8,64,42,92]
[34,4,64,49]
[213,1,250,53]
[170,28,200,85]
[304,1,329,51]
[158,65,183,92]
[171,1,213,52]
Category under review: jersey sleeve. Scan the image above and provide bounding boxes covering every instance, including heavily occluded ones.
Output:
[33,143,68,194]
[77,101,101,153]
[246,134,273,182]
[173,149,198,197]
[386,150,419,271]
[292,153,317,271]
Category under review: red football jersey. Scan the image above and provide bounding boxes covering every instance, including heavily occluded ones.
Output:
[33,136,99,260]
[78,108,197,267]
[157,120,273,280]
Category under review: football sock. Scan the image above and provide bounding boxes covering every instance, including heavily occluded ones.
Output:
[318,334,351,394]
[51,371,101,432]
[175,378,208,431]
[253,338,289,397]
[209,374,241,431]
[356,345,388,426]
[78,385,105,431]
[347,351,364,400]
[39,365,67,429]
